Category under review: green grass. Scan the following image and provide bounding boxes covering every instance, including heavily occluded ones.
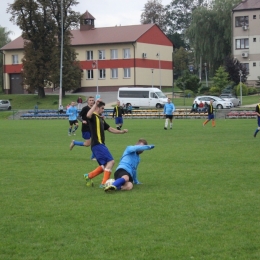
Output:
[1,119,260,259]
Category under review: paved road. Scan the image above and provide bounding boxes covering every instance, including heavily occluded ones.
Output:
[51,91,118,108]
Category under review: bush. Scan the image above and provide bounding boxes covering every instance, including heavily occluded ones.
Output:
[235,83,248,96]
[209,86,220,96]
[248,87,257,95]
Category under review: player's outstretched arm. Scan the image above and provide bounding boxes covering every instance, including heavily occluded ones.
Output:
[126,145,155,153]
[108,127,128,134]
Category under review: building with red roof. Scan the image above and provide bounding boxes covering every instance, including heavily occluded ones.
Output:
[1,11,174,94]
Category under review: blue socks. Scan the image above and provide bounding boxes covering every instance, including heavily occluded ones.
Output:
[74,141,84,146]
[112,178,126,190]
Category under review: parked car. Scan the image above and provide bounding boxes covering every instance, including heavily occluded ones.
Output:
[0,100,12,110]
[219,94,240,107]
[193,96,233,109]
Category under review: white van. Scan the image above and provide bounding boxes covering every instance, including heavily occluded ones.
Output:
[117,87,168,108]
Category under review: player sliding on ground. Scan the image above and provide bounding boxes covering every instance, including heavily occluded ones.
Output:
[104,139,155,192]
[84,99,128,188]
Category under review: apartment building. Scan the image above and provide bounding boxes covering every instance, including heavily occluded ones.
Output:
[1,11,174,94]
[232,0,260,85]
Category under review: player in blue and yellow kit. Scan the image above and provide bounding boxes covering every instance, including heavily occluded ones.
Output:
[113,100,125,130]
[104,139,155,192]
[66,102,79,135]
[253,101,260,137]
[203,99,216,127]
[84,99,128,188]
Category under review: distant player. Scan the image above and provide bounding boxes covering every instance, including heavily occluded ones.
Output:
[112,100,125,130]
[104,139,155,192]
[163,98,175,130]
[203,99,215,127]
[66,101,79,136]
[70,97,95,160]
[84,99,128,188]
[253,100,260,137]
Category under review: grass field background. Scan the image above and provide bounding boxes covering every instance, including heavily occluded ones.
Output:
[1,118,260,259]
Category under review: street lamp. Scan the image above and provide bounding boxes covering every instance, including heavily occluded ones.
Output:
[239,70,243,105]
[204,62,208,88]
[156,53,161,90]
[151,68,154,88]
[92,60,100,99]
[58,0,64,108]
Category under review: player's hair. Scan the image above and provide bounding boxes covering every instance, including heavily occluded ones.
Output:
[87,96,94,101]
[137,138,148,145]
[97,101,105,107]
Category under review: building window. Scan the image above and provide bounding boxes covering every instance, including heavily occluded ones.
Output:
[98,50,105,60]
[111,49,118,59]
[12,55,18,64]
[86,70,93,79]
[253,38,256,42]
[235,16,249,27]
[99,69,106,79]
[111,68,118,79]
[253,62,256,67]
[86,51,93,60]
[236,38,249,49]
[253,15,256,19]
[123,68,131,78]
[242,63,249,73]
[123,49,130,59]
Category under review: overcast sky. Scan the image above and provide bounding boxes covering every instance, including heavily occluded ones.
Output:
[1,0,170,40]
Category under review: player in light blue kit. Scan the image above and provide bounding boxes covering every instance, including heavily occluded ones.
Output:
[104,139,155,192]
[163,98,175,130]
[66,101,79,136]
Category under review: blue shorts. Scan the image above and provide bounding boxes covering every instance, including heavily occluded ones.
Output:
[92,144,114,166]
[258,117,260,127]
[115,117,123,125]
[208,114,214,120]
[82,131,91,140]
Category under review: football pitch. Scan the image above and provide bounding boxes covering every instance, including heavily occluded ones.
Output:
[1,118,260,259]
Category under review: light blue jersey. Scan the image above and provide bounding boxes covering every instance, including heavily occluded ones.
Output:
[66,106,78,120]
[116,145,154,184]
[163,102,175,115]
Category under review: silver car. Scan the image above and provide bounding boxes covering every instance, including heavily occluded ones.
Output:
[194,96,233,109]
[219,94,241,107]
[0,100,12,110]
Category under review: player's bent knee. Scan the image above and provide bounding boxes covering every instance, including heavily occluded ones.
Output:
[122,175,130,182]
[121,182,133,191]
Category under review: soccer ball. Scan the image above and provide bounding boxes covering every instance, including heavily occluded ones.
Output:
[105,179,115,187]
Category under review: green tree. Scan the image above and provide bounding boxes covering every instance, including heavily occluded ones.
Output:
[173,47,189,77]
[186,0,241,73]
[0,26,12,92]
[235,83,248,96]
[8,0,58,98]
[7,0,81,98]
[141,0,166,31]
[212,66,229,92]
[224,55,247,85]
[175,70,201,93]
